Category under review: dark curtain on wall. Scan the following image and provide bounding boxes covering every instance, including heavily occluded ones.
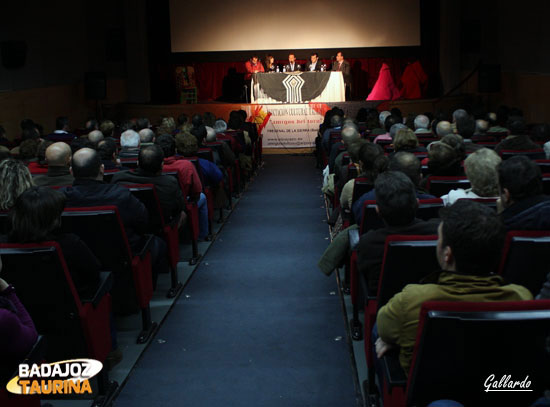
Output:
[155,56,435,102]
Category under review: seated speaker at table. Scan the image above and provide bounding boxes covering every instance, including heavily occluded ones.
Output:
[306,53,322,71]
[284,53,302,72]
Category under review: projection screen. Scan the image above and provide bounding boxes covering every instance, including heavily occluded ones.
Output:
[169,0,420,53]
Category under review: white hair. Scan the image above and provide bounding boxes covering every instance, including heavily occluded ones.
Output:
[379,111,391,127]
[436,121,452,137]
[214,120,227,134]
[475,120,489,134]
[121,130,140,148]
[205,126,216,142]
[414,115,429,130]
[139,128,155,143]
[88,130,104,143]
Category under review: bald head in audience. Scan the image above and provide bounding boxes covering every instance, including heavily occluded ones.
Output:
[475,119,489,135]
[139,128,155,144]
[342,127,360,146]
[46,142,72,167]
[71,148,103,180]
[88,130,104,144]
[436,121,452,137]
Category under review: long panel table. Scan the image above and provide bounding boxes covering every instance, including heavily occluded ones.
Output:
[251,71,345,104]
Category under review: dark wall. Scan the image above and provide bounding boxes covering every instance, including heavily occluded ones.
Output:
[0,0,127,92]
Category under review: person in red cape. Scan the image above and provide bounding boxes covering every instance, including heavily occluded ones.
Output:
[366,63,400,101]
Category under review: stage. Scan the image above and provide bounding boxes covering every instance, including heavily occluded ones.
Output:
[118,95,472,153]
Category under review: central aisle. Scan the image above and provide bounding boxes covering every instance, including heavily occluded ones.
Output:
[114,155,359,406]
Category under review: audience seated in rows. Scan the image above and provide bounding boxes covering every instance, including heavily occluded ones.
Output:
[373,115,401,144]
[177,132,223,188]
[356,171,439,293]
[413,114,431,135]
[60,148,168,288]
[495,116,539,154]
[441,148,501,206]
[45,116,76,143]
[392,128,427,155]
[33,142,75,187]
[498,155,550,230]
[98,138,128,171]
[374,200,533,374]
[112,145,185,226]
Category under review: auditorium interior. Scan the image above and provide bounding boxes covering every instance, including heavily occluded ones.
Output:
[1,0,550,406]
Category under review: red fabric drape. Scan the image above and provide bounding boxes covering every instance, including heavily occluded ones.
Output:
[399,61,428,99]
[366,63,401,101]
[173,57,430,101]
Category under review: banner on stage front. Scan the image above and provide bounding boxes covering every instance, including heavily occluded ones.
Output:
[244,103,326,149]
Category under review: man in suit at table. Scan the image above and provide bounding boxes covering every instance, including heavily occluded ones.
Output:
[306,53,322,71]
[285,53,301,72]
[332,51,351,98]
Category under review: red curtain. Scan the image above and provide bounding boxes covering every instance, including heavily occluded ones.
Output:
[182,57,430,101]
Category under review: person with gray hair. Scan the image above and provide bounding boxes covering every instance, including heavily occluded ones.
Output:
[475,119,489,135]
[414,115,431,135]
[389,123,407,140]
[441,147,501,206]
[119,129,141,158]
[322,115,343,151]
[87,130,104,145]
[452,109,468,123]
[435,120,453,138]
[329,126,360,174]
[139,128,155,145]
[214,120,228,134]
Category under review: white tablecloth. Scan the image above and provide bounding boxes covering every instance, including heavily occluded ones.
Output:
[251,71,345,103]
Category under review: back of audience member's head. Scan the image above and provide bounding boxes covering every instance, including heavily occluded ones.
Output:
[365,110,380,130]
[158,117,176,135]
[496,105,510,127]
[22,126,39,141]
[8,186,66,243]
[330,115,342,128]
[404,113,416,130]
[19,139,40,160]
[176,132,199,157]
[441,133,466,160]
[456,115,476,139]
[356,108,368,123]
[190,124,207,145]
[375,171,417,227]
[342,119,358,131]
[139,145,164,174]
[136,117,150,131]
[439,200,505,275]
[20,118,36,131]
[192,114,203,128]
[97,138,117,161]
[531,123,550,142]
[341,127,360,146]
[120,120,136,133]
[71,148,102,179]
[506,116,527,136]
[155,134,176,158]
[121,130,140,148]
[238,110,248,121]
[205,126,217,143]
[428,142,461,176]
[389,152,422,187]
[498,155,542,204]
[436,120,452,137]
[0,159,34,211]
[475,119,489,135]
[85,118,98,133]
[347,139,367,163]
[452,109,468,123]
[214,119,227,134]
[358,142,388,180]
[384,115,400,132]
[487,112,498,126]
[390,108,403,122]
[464,148,501,197]
[414,114,430,130]
[139,128,155,144]
[99,120,115,138]
[379,111,391,128]
[70,137,87,155]
[177,114,188,127]
[227,111,244,130]
[88,130,104,145]
[389,123,407,140]
[55,116,69,131]
[46,142,72,167]
[36,140,53,165]
[203,112,216,128]
[393,128,419,151]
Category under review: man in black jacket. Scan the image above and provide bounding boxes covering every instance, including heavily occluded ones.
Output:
[112,145,185,226]
[33,142,74,187]
[62,148,168,288]
[356,171,439,294]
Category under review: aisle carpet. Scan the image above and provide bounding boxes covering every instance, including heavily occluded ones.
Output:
[114,155,358,406]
